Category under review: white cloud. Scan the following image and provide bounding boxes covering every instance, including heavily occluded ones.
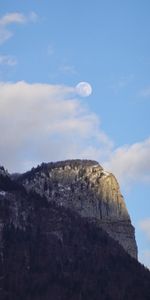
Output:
[104,138,150,185]
[0,12,38,45]
[0,81,112,173]
[139,218,150,240]
[0,54,17,66]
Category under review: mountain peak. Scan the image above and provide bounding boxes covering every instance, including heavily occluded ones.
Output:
[18,159,137,258]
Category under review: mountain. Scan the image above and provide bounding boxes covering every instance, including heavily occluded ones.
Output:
[0,161,150,300]
[18,160,137,258]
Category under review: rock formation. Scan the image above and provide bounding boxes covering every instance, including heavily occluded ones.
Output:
[18,159,137,258]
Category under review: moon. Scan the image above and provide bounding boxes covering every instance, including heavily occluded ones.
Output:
[76,82,92,97]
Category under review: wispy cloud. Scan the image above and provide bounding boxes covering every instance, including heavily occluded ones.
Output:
[0,27,12,44]
[47,44,54,56]
[59,64,77,75]
[0,12,26,26]
[0,54,17,66]
[140,86,150,98]
[110,74,134,94]
[0,12,38,45]
[28,12,38,23]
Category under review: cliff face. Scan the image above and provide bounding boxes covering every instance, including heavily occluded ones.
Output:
[19,160,137,258]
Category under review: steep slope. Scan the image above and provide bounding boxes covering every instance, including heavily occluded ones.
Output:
[18,160,137,258]
[0,170,150,300]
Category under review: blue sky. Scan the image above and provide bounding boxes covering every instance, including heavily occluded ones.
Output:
[0,0,150,268]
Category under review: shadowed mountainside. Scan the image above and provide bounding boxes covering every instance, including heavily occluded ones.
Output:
[0,162,150,300]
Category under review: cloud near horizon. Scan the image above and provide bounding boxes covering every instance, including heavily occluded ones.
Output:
[104,138,150,185]
[0,80,150,189]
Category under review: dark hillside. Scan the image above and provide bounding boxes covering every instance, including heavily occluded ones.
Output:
[0,173,150,300]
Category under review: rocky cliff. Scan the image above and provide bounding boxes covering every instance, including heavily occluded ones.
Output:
[18,159,137,258]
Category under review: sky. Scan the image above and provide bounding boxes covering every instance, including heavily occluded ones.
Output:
[0,0,150,268]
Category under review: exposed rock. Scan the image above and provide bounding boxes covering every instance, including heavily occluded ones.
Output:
[18,159,137,258]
